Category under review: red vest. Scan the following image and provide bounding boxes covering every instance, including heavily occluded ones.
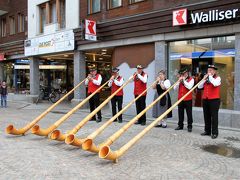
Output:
[134,72,147,96]
[111,76,124,96]
[202,76,220,99]
[88,74,101,94]
[178,77,193,101]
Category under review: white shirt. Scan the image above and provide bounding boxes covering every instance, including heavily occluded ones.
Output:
[158,79,171,89]
[85,74,102,86]
[108,76,124,87]
[137,73,148,83]
[198,75,221,89]
[174,77,194,90]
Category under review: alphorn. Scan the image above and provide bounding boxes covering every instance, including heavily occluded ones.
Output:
[50,76,134,142]
[66,79,159,147]
[5,78,87,136]
[31,80,110,137]
[99,77,207,163]
[82,80,180,153]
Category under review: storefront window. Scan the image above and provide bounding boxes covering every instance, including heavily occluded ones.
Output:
[168,35,235,110]
[3,61,15,93]
[1,59,73,95]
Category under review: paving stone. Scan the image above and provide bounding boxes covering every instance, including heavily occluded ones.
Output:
[0,102,240,179]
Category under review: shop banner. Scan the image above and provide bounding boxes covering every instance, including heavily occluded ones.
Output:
[173,8,239,26]
[24,30,74,56]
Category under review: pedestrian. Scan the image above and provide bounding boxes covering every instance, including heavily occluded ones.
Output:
[174,68,194,132]
[134,64,148,126]
[152,70,172,128]
[1,80,8,108]
[198,64,221,139]
[85,68,102,122]
[108,67,124,123]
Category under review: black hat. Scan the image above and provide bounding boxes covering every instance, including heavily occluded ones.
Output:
[112,67,119,73]
[178,67,188,74]
[89,67,97,72]
[136,64,143,69]
[208,64,218,70]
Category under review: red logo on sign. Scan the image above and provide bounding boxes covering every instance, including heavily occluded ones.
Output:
[173,9,187,26]
[85,19,96,35]
[87,21,96,34]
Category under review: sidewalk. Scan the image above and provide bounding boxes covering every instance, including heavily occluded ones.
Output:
[1,101,240,179]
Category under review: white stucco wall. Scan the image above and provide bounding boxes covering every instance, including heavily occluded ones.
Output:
[117,61,156,117]
[28,0,79,38]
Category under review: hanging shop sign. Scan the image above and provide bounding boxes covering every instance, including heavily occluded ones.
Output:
[85,19,97,41]
[173,8,239,26]
[24,30,74,56]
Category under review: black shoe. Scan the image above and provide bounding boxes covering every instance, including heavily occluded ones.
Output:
[135,122,141,125]
[175,127,183,130]
[211,134,218,139]
[201,132,211,136]
[96,118,102,123]
[141,122,146,126]
[155,124,162,128]
[118,119,122,123]
[188,128,192,132]
[162,125,167,128]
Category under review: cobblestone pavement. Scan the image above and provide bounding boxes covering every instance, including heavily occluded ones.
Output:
[1,102,240,180]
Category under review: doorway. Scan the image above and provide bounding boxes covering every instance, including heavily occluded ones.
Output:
[84,48,113,102]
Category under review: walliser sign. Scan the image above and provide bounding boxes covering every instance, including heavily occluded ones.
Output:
[173,8,239,26]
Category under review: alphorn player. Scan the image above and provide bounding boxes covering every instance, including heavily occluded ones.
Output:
[152,70,172,128]
[85,67,102,123]
[174,67,194,132]
[198,64,221,139]
[108,67,124,123]
[134,64,148,126]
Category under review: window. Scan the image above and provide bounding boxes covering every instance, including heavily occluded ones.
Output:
[59,0,66,28]
[1,18,7,37]
[39,5,46,33]
[168,36,235,110]
[108,0,122,9]
[9,16,16,35]
[88,0,100,14]
[18,13,25,33]
[39,0,65,33]
[50,1,57,23]
[129,0,144,4]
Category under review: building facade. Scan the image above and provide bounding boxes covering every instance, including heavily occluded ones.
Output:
[0,0,28,100]
[74,0,240,128]
[25,0,80,101]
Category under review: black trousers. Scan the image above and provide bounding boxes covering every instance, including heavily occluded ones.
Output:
[111,96,123,121]
[203,99,220,135]
[178,100,193,129]
[135,95,146,124]
[89,93,102,120]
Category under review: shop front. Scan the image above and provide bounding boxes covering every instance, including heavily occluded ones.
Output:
[168,35,235,110]
[24,29,75,101]
[75,0,240,128]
